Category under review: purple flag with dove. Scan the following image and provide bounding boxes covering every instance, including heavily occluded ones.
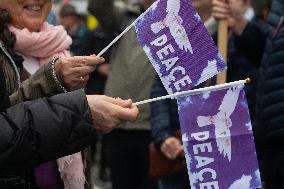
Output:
[177,84,262,189]
[134,0,226,94]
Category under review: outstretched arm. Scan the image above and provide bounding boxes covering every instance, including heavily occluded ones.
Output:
[0,90,139,170]
[0,90,94,170]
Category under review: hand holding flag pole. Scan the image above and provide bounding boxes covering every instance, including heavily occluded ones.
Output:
[134,78,251,106]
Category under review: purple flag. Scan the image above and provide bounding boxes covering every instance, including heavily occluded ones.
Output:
[177,85,262,189]
[134,0,226,94]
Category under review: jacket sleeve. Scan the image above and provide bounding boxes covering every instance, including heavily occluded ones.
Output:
[0,90,96,170]
[87,0,127,36]
[150,76,173,149]
[9,62,64,106]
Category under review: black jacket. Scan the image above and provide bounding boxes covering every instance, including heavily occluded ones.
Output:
[151,76,180,150]
[0,90,95,170]
[254,0,284,151]
[0,64,96,188]
[0,90,96,188]
[227,20,265,120]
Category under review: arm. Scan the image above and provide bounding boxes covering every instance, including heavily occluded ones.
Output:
[10,63,63,105]
[151,76,183,160]
[10,56,105,105]
[150,76,173,149]
[88,0,127,36]
[0,90,95,170]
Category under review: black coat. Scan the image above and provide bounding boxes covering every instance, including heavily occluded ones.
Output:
[0,90,95,170]
[150,76,180,149]
[0,63,96,189]
[254,0,284,151]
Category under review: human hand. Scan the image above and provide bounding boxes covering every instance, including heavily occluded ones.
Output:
[54,55,105,91]
[86,95,139,133]
[161,137,184,160]
[212,0,248,35]
[98,64,111,76]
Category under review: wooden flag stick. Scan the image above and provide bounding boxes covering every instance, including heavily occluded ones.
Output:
[216,20,228,84]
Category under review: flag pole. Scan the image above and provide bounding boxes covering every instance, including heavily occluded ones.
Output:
[134,78,250,106]
[216,19,228,84]
[97,23,134,56]
[97,6,150,57]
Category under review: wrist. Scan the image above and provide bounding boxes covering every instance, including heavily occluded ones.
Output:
[50,57,68,93]
[154,134,172,151]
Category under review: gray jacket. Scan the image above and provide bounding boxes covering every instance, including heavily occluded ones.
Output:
[88,0,155,130]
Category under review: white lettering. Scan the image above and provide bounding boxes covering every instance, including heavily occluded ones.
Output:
[199,168,217,181]
[169,66,185,81]
[174,75,192,91]
[161,57,179,71]
[193,143,213,155]
[191,131,209,142]
[200,181,219,189]
[195,156,214,169]
[150,34,168,47]
[156,44,175,60]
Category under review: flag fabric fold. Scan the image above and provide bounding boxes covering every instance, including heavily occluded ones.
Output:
[177,84,262,189]
[134,0,226,94]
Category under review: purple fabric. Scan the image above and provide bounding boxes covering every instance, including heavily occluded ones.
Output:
[34,161,64,189]
[177,85,262,189]
[134,0,226,94]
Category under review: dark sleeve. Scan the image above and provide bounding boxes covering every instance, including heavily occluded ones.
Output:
[150,76,173,149]
[233,20,267,66]
[0,90,96,170]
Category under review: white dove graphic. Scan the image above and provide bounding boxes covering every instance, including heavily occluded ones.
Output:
[150,0,193,53]
[197,86,242,162]
[228,175,252,189]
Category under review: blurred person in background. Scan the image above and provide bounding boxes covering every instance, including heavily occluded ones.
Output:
[151,76,189,189]
[59,4,88,56]
[212,0,284,188]
[88,0,158,189]
[47,10,58,25]
[213,0,261,121]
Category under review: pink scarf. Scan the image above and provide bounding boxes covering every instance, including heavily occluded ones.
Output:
[9,22,72,65]
[9,22,85,189]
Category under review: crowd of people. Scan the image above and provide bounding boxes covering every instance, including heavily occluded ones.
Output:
[0,0,283,189]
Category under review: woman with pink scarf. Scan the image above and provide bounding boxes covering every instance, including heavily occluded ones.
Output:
[0,0,98,188]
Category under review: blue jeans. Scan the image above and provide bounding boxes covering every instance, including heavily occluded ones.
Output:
[158,171,189,189]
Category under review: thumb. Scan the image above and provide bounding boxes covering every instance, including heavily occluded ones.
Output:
[113,104,139,121]
[105,96,133,108]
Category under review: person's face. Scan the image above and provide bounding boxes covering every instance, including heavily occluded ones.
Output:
[0,0,52,32]
[59,15,79,34]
